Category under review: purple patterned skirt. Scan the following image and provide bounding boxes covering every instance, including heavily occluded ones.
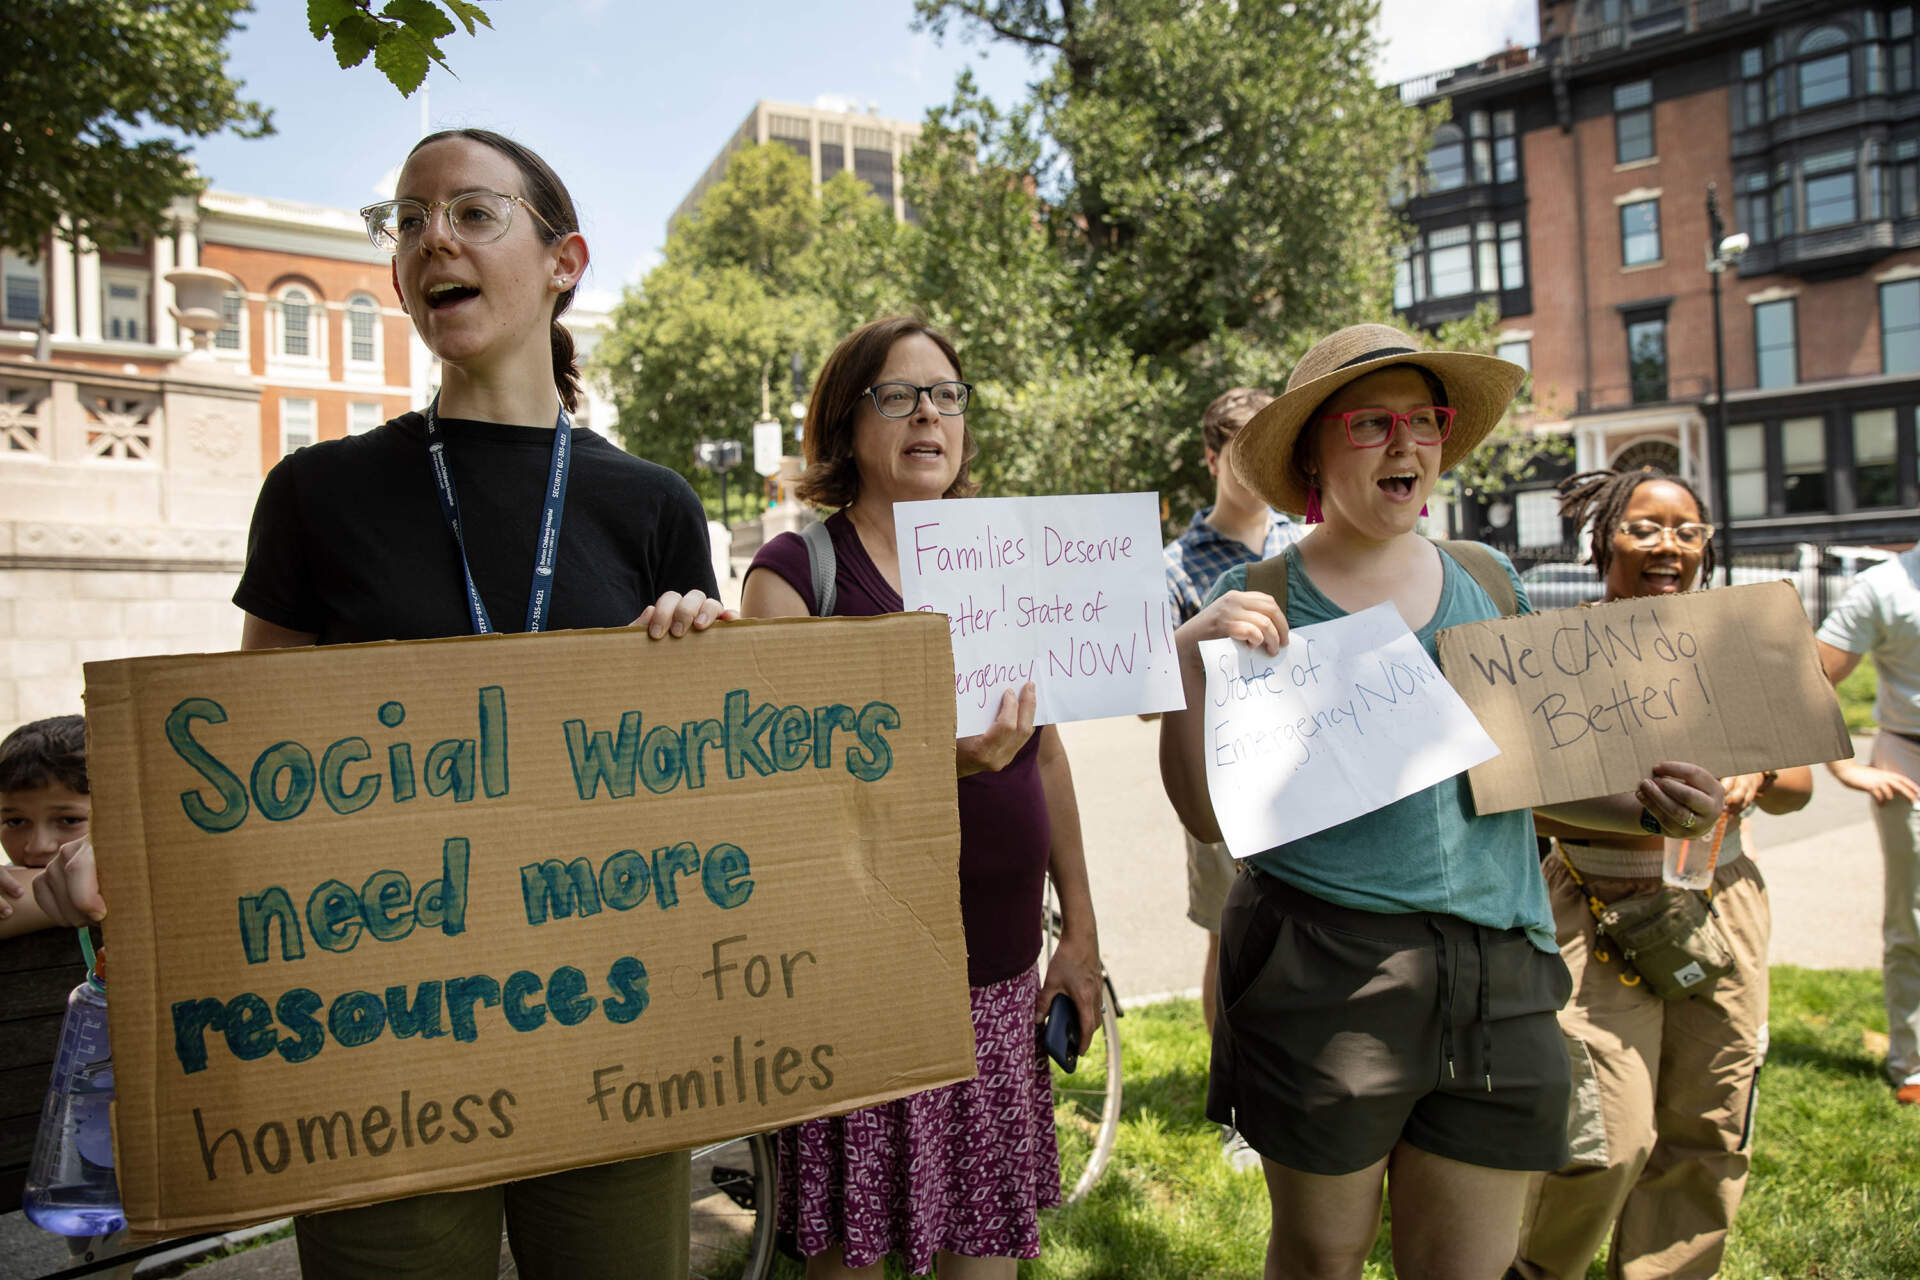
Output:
[775,964,1061,1272]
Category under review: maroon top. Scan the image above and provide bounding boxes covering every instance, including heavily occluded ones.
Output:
[749,510,1050,986]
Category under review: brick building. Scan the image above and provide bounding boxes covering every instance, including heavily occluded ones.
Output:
[1395,0,1920,557]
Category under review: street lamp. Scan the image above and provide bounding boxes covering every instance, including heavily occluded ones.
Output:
[694,437,744,528]
[1705,184,1749,587]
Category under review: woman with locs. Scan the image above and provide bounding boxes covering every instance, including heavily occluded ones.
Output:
[34,128,727,1279]
[740,315,1103,1279]
[1510,466,1811,1280]
[1158,323,1729,1280]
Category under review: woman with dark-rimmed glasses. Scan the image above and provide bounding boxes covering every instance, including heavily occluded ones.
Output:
[741,315,1103,1280]
[1511,466,1811,1280]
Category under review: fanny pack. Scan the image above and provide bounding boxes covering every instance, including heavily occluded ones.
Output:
[1560,823,1734,1001]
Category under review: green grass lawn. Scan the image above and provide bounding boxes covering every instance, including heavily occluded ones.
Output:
[763,971,1916,1278]
[1837,652,1879,733]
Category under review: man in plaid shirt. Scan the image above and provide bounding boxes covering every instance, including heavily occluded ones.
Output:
[1162,386,1302,1170]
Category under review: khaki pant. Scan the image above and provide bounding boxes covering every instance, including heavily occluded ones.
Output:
[1870,730,1920,1085]
[1513,854,1769,1280]
[294,1151,691,1280]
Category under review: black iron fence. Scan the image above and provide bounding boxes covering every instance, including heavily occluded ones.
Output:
[1504,538,1894,623]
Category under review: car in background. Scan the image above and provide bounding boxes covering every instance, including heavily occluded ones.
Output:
[1517,544,1894,621]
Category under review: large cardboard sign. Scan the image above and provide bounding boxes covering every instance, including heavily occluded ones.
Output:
[1200,605,1500,855]
[1435,581,1852,813]
[83,615,973,1237]
[895,493,1185,736]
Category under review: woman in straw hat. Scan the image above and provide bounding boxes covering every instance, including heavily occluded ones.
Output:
[1158,323,1727,1279]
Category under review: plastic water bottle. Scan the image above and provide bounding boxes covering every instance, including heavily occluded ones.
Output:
[23,943,125,1237]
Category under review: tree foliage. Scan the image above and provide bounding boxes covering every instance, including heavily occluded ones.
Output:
[0,0,273,261]
[306,0,493,98]
[592,144,908,479]
[601,0,1434,529]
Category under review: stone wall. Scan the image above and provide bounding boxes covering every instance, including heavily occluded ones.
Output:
[0,358,260,732]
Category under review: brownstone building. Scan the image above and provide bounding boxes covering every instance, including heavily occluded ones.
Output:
[1396,0,1920,558]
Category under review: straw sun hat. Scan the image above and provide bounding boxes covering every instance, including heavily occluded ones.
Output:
[1228,323,1528,517]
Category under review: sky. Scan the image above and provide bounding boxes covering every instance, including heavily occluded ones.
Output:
[184,0,1539,313]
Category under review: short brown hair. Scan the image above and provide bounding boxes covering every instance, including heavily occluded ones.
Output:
[1201,387,1275,454]
[798,316,977,509]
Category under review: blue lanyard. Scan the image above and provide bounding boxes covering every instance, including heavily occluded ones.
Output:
[423,394,572,635]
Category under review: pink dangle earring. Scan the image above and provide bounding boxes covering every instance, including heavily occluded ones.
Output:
[1420,502,1430,517]
[1304,485,1324,525]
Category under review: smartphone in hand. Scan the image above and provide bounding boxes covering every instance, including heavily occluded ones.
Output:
[1040,991,1080,1072]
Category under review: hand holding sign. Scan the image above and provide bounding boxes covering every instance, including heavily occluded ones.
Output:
[1199,605,1500,856]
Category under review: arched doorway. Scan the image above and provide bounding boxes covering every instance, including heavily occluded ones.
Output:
[1609,438,1681,475]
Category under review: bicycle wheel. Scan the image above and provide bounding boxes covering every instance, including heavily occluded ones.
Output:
[688,1131,776,1280]
[1042,891,1123,1204]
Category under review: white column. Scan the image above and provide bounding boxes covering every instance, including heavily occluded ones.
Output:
[152,231,178,350]
[49,234,76,339]
[177,215,199,270]
[75,241,102,344]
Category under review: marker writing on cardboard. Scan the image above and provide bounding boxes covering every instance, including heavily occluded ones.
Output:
[1454,604,1712,749]
[166,687,903,834]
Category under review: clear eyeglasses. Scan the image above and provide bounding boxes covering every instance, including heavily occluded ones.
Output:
[1617,519,1715,550]
[358,190,558,251]
[864,381,972,418]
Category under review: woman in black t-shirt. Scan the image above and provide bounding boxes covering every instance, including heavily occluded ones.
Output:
[240,130,720,1279]
[36,130,720,1276]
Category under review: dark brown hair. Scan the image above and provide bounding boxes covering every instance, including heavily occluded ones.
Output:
[406,128,584,413]
[797,316,977,509]
[1201,387,1274,454]
[0,715,88,795]
[1557,466,1717,583]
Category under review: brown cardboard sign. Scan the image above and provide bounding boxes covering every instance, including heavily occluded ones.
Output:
[1435,581,1851,813]
[82,614,972,1237]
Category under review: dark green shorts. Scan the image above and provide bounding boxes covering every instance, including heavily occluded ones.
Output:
[1207,871,1571,1176]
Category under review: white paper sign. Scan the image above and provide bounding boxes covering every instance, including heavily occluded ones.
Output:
[1199,603,1501,856]
[895,493,1185,736]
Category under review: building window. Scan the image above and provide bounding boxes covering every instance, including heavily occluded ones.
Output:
[1754,299,1798,389]
[1737,47,1766,128]
[1797,26,1852,109]
[1426,123,1468,192]
[1495,338,1531,373]
[1727,423,1767,518]
[1516,489,1561,548]
[1782,416,1828,513]
[768,113,811,162]
[852,126,894,206]
[1884,280,1920,373]
[1854,408,1900,508]
[1893,139,1920,218]
[280,397,317,456]
[1499,220,1525,289]
[1393,244,1418,309]
[1737,171,1771,243]
[1614,81,1655,164]
[1804,147,1860,229]
[819,123,845,181]
[1493,110,1519,184]
[277,286,317,359]
[346,294,381,367]
[2,252,41,328]
[1426,225,1475,296]
[214,292,245,352]
[1896,7,1915,92]
[1626,313,1668,403]
[348,401,384,435]
[1771,160,1796,240]
[103,273,147,343]
[1621,199,1661,266]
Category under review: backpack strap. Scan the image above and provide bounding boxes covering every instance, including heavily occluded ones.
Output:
[1434,539,1518,618]
[800,520,837,617]
[1243,553,1289,618]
